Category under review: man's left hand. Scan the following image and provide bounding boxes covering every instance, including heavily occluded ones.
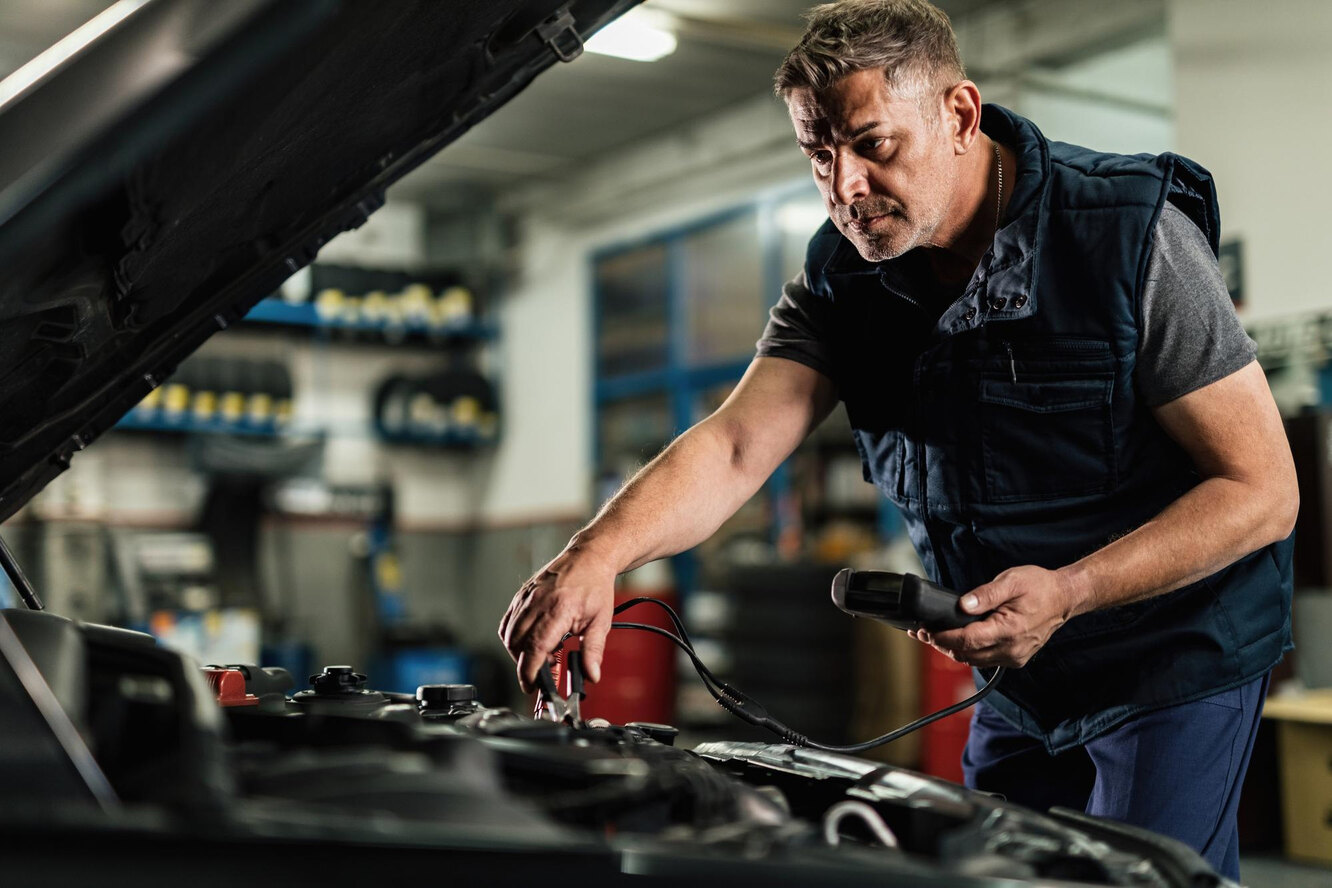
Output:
[909,565,1083,668]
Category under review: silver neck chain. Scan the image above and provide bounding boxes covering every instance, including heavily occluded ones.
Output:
[993,139,1004,230]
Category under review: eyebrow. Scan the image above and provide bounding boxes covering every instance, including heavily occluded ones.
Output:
[797,120,882,152]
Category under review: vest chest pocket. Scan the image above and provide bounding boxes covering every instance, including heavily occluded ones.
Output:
[979,371,1117,503]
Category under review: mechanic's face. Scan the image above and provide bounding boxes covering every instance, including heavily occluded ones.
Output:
[788,68,958,262]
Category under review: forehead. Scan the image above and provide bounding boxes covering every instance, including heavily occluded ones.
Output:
[787,69,922,142]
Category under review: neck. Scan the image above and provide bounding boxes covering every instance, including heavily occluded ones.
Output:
[920,135,1006,286]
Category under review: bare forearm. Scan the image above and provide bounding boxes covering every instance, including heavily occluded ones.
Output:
[571,416,767,573]
[1061,474,1296,617]
[499,358,834,689]
[1061,365,1297,617]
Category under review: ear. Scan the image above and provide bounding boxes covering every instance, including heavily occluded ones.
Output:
[942,81,983,154]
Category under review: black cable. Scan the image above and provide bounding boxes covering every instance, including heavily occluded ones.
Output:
[610,599,744,703]
[610,622,725,694]
[612,597,725,692]
[613,596,690,639]
[799,667,1004,753]
[606,605,1004,754]
[608,621,778,732]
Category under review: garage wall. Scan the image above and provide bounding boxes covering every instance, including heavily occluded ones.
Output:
[1170,0,1332,320]
[489,92,813,523]
[1011,35,1174,156]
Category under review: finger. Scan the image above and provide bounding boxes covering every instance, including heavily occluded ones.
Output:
[580,611,611,684]
[518,613,572,689]
[925,640,963,664]
[515,650,537,694]
[500,628,519,663]
[933,622,1003,652]
[517,643,555,693]
[498,601,517,646]
[960,579,1016,615]
[503,599,546,654]
[499,585,531,640]
[930,639,991,667]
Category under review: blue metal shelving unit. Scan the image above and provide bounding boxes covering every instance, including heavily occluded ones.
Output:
[115,413,303,438]
[243,298,497,342]
[112,295,501,449]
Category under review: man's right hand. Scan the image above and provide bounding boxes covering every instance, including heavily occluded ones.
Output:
[499,542,618,693]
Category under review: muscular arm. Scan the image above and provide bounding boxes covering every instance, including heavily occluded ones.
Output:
[500,356,837,689]
[924,361,1298,667]
[1064,361,1297,609]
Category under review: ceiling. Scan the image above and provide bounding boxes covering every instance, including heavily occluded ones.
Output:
[0,1,1008,208]
[397,0,1001,201]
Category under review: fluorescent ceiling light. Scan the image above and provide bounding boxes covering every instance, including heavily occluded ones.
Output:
[586,14,678,62]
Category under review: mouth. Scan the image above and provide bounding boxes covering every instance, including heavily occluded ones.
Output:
[848,213,893,233]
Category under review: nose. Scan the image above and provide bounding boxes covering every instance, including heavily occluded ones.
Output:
[829,152,868,206]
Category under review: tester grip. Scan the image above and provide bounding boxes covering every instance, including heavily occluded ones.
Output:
[830,569,988,632]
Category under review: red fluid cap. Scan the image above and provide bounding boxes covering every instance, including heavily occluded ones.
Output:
[203,667,260,707]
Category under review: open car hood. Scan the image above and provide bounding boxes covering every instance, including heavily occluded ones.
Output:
[0,0,637,520]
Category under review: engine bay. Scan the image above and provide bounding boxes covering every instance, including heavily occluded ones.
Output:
[0,606,1230,887]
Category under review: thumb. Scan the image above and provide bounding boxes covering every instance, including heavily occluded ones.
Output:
[580,612,611,684]
[960,581,1007,615]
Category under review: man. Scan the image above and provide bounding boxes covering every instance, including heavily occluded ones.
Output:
[500,1,1297,878]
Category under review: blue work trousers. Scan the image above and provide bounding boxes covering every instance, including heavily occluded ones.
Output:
[962,673,1269,882]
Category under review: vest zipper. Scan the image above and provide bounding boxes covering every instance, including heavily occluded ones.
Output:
[1021,336,1114,353]
[1004,341,1017,383]
[882,280,927,313]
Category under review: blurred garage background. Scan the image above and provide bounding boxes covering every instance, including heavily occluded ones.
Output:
[0,2,1329,882]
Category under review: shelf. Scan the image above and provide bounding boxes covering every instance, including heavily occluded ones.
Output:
[376,428,498,449]
[117,413,499,450]
[243,298,497,343]
[115,412,320,439]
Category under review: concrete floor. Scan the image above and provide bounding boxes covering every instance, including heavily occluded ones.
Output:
[1242,856,1332,888]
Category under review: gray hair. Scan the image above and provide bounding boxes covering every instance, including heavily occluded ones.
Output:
[774,0,965,104]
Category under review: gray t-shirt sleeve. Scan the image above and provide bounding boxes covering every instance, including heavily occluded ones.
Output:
[1136,203,1257,406]
[755,271,838,383]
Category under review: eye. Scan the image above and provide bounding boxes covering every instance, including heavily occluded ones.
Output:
[809,150,832,169]
[857,137,887,156]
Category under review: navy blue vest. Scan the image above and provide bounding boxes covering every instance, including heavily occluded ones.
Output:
[804,105,1293,753]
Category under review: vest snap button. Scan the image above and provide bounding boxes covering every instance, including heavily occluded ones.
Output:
[962,306,977,321]
[989,296,1008,311]
[1012,293,1028,308]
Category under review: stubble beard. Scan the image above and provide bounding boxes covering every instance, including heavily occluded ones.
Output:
[836,193,950,262]
[836,208,921,263]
